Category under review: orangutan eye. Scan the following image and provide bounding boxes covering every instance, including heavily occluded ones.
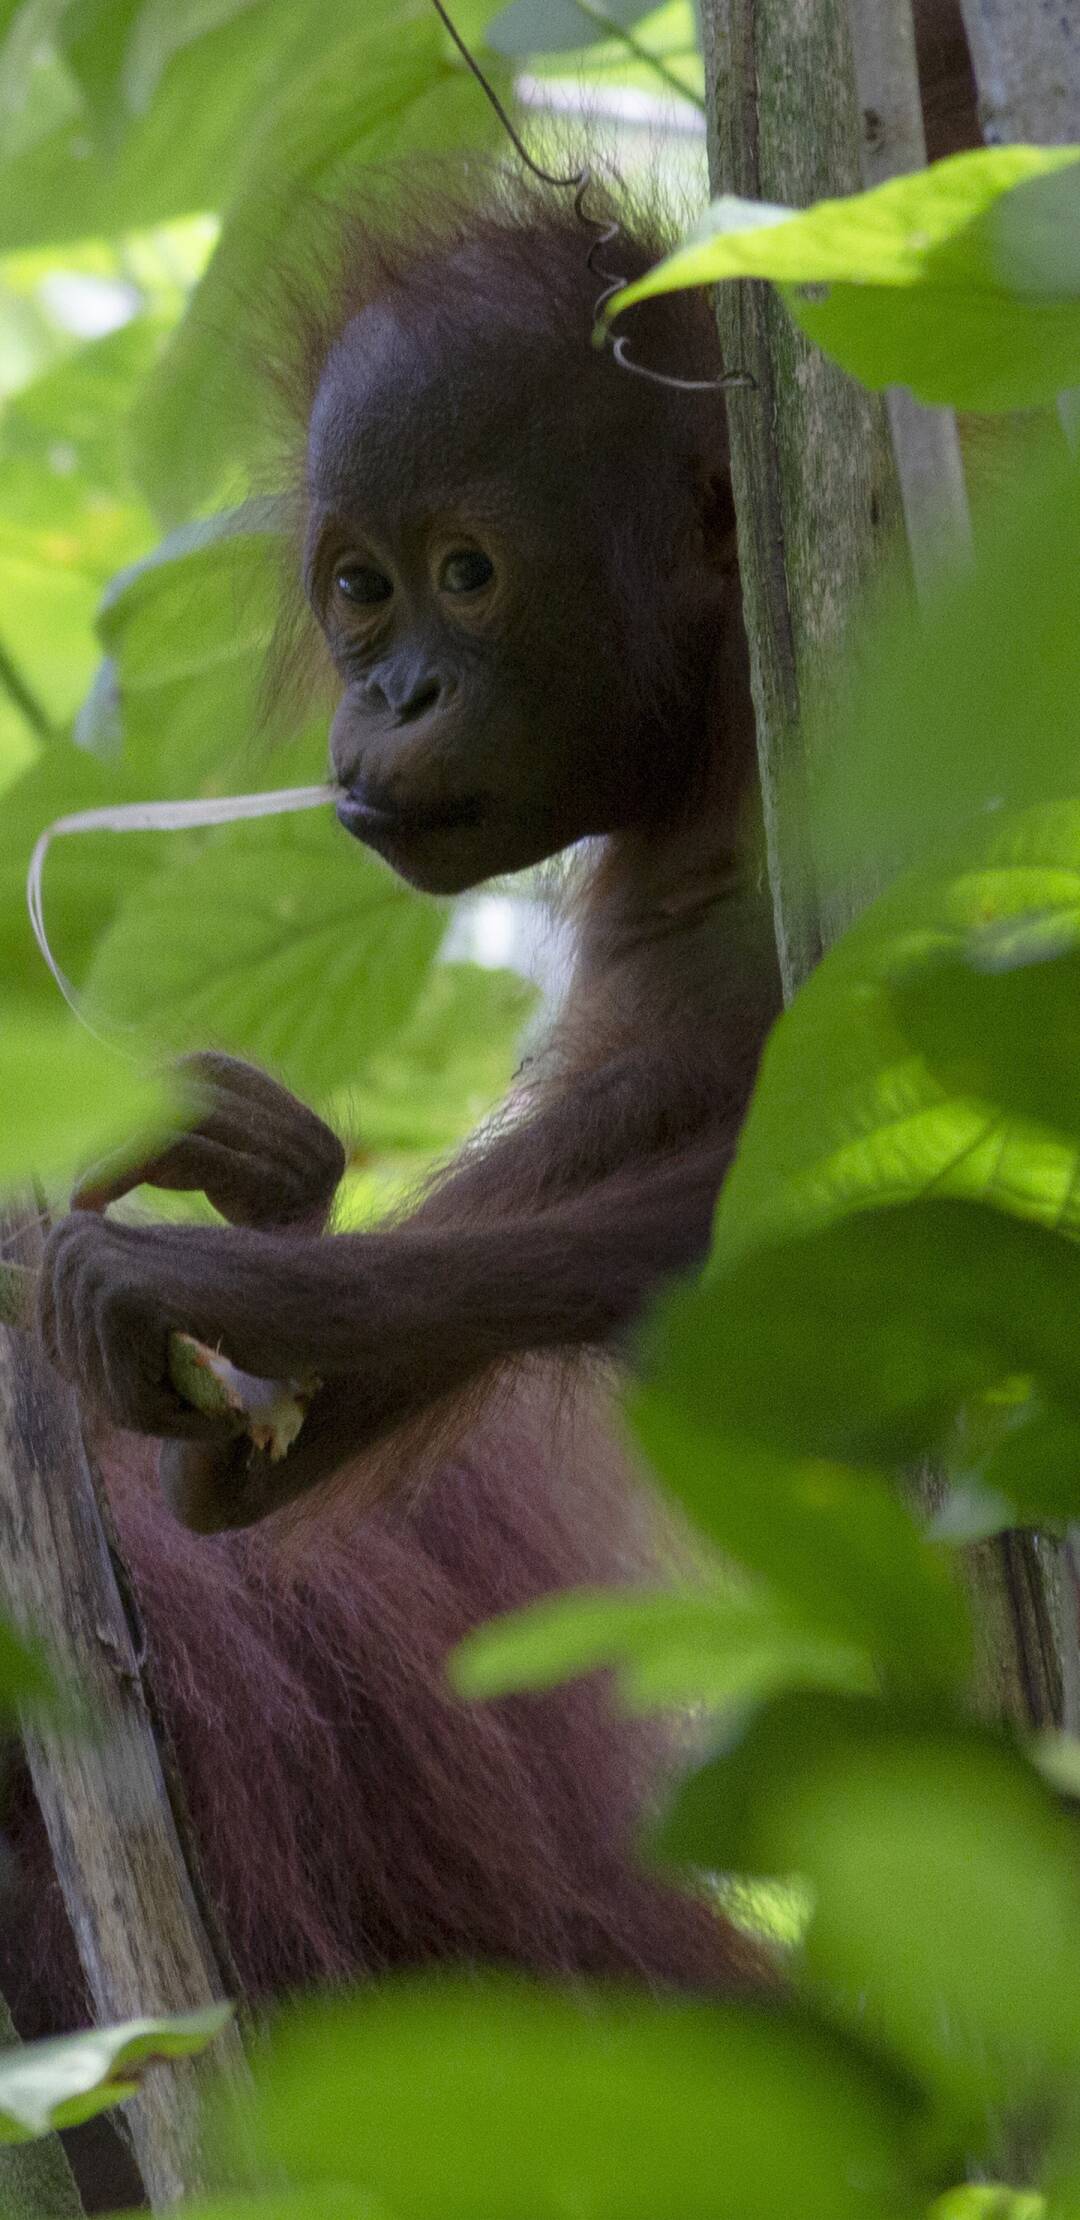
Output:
[439,549,494,595]
[335,563,393,605]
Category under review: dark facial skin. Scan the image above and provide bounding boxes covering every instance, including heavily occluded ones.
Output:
[307,291,717,893]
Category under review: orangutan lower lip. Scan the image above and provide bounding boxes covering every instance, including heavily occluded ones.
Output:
[336,791,486,840]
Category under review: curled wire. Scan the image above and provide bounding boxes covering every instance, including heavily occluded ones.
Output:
[429,0,754,395]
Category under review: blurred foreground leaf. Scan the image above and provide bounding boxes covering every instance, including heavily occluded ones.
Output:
[0,2006,232,2143]
[809,460,1080,886]
[661,1696,1080,2124]
[0,997,170,1187]
[451,1581,872,1710]
[229,1978,922,2220]
[625,1398,968,1694]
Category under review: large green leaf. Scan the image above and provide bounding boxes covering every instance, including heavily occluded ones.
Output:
[0,993,171,1185]
[605,147,1080,411]
[717,805,1080,1263]
[808,456,1080,890]
[132,5,506,521]
[83,806,444,1101]
[652,1200,1080,1474]
[661,1696,1080,2124]
[0,741,161,1004]
[90,507,284,788]
[230,1978,922,2220]
[0,2005,231,2142]
[348,961,537,1154]
[0,0,374,250]
[0,316,159,582]
[451,1581,873,1710]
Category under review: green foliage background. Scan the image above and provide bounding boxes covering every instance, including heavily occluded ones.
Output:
[1,5,1080,2219]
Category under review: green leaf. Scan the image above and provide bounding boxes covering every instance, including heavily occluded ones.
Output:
[91,505,283,787]
[627,1395,967,1694]
[931,2192,1044,2220]
[0,1,380,252]
[657,1200,1080,1473]
[349,961,537,1154]
[158,2199,379,2220]
[0,995,172,1186]
[605,147,1080,411]
[660,1696,1080,2121]
[487,0,655,56]
[132,7,506,520]
[451,1581,872,1710]
[231,1978,922,2220]
[0,2003,232,2141]
[809,453,1080,888]
[891,912,1080,1141]
[121,0,264,115]
[83,808,444,1101]
[977,1410,1080,1528]
[0,743,159,1006]
[717,804,1080,1264]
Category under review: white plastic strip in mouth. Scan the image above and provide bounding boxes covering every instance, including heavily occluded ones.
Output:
[26,783,339,1033]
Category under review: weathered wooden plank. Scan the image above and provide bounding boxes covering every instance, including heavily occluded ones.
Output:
[0,1215,246,2209]
[958,0,1080,144]
[702,0,905,988]
[847,0,973,598]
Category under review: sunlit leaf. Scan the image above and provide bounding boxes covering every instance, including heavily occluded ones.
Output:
[133,5,506,520]
[0,995,171,1186]
[0,743,159,1005]
[84,808,443,1101]
[931,2191,1044,2220]
[606,148,1080,410]
[0,2004,232,2142]
[349,961,536,1154]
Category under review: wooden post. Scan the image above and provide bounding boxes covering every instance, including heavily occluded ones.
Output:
[846,0,972,597]
[701,0,905,991]
[0,1215,247,2209]
[698,0,1077,1732]
[957,0,1080,145]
